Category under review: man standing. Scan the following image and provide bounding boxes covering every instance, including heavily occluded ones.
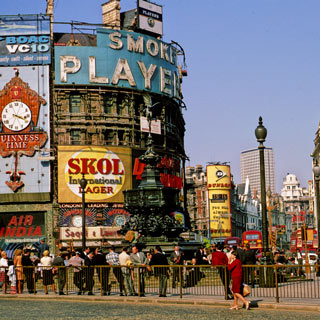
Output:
[211,244,233,299]
[130,245,147,296]
[68,251,84,295]
[38,239,49,258]
[243,244,257,288]
[106,246,124,296]
[84,250,95,295]
[170,245,184,288]
[149,246,169,297]
[22,249,35,294]
[92,248,109,295]
[52,251,66,295]
[119,247,136,296]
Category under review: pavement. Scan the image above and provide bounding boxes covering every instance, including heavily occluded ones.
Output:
[1,292,320,313]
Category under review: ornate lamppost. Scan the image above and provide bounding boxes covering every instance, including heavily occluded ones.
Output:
[80,174,88,252]
[255,116,270,263]
[312,163,320,276]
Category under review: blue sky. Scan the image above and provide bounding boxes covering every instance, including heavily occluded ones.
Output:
[2,0,320,192]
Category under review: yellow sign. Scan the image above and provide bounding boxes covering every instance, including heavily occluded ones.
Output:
[58,146,132,203]
[208,189,232,238]
[206,165,231,190]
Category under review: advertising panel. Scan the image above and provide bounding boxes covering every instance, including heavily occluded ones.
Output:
[0,15,51,66]
[59,203,130,228]
[207,165,232,238]
[58,146,132,203]
[55,28,181,99]
[132,149,182,189]
[0,66,50,195]
[138,0,163,36]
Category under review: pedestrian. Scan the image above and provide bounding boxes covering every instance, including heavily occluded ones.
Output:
[228,250,250,310]
[84,250,95,295]
[52,251,66,295]
[149,245,169,297]
[243,244,256,288]
[212,244,233,299]
[106,246,125,296]
[0,251,9,294]
[119,247,136,296]
[92,248,110,295]
[38,238,49,258]
[130,245,147,296]
[170,245,184,288]
[68,251,85,295]
[22,248,35,294]
[40,250,56,294]
[195,246,209,265]
[296,249,305,277]
[13,249,24,294]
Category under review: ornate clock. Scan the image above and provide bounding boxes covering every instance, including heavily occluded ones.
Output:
[1,101,32,132]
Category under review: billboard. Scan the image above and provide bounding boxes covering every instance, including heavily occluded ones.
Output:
[55,28,181,99]
[58,146,132,203]
[0,66,50,195]
[138,0,163,37]
[0,15,51,66]
[207,165,232,238]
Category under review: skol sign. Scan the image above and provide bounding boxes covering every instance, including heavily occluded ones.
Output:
[58,146,132,203]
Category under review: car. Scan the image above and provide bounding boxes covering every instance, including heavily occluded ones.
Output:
[301,250,318,271]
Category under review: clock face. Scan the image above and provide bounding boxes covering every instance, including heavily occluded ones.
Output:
[2,101,32,131]
[72,216,83,227]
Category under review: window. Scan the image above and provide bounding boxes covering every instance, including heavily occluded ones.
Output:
[70,129,81,145]
[70,94,81,113]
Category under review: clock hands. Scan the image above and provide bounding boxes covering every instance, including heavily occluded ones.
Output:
[13,114,28,122]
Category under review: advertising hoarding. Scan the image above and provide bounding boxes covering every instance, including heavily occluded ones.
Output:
[55,28,181,99]
[138,0,163,36]
[0,15,51,66]
[207,165,232,238]
[0,66,50,195]
[58,146,132,203]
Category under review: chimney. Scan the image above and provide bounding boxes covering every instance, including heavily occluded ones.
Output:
[102,0,121,29]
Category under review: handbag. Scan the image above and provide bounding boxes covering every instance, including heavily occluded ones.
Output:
[242,284,251,297]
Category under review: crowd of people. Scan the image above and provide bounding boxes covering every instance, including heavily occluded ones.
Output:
[0,240,311,310]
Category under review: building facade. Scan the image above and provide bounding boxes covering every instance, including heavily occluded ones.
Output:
[240,147,275,195]
[0,1,188,253]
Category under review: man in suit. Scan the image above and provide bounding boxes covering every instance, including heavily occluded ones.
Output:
[84,250,95,295]
[243,244,257,288]
[170,245,184,288]
[52,251,66,295]
[149,246,169,297]
[130,245,147,297]
[92,248,109,295]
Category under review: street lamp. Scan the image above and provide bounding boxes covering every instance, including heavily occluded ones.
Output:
[312,163,320,275]
[255,116,269,263]
[79,173,88,252]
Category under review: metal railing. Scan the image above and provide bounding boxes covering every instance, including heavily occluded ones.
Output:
[0,264,319,302]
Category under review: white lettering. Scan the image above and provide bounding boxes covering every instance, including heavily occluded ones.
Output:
[137,61,157,90]
[160,67,172,95]
[109,32,123,50]
[127,34,144,53]
[60,56,81,83]
[89,56,109,84]
[111,58,136,86]
[146,39,159,57]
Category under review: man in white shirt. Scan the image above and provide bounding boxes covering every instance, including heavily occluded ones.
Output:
[119,247,136,296]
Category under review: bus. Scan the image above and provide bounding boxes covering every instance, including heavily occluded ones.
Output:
[224,237,241,248]
[290,228,318,253]
[242,230,262,253]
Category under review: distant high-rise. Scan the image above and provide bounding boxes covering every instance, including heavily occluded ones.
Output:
[240,148,276,195]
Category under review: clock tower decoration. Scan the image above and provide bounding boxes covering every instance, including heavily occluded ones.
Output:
[0,69,48,192]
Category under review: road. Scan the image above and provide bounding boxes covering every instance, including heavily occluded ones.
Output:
[0,299,319,320]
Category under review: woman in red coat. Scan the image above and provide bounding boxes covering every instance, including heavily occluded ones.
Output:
[227,250,250,310]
